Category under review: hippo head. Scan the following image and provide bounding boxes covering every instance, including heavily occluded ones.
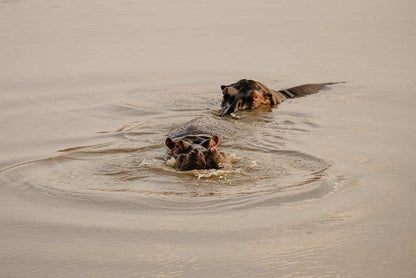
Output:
[220,79,277,116]
[165,135,228,171]
[175,149,207,171]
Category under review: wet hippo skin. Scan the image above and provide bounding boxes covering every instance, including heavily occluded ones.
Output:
[220,79,342,116]
[165,134,228,171]
[166,79,342,171]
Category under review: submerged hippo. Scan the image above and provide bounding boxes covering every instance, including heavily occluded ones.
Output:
[220,79,342,116]
[165,134,228,171]
[165,116,235,171]
[165,79,342,171]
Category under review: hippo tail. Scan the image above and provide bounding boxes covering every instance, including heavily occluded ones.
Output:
[277,82,345,99]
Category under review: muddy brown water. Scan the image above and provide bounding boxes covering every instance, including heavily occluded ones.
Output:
[1,0,415,277]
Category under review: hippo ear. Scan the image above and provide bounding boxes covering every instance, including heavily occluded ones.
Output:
[208,135,219,151]
[166,138,175,149]
[221,85,227,91]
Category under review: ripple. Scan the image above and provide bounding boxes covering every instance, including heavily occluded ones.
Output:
[1,139,332,213]
[1,84,338,213]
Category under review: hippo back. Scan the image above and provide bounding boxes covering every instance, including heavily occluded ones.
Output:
[169,115,239,140]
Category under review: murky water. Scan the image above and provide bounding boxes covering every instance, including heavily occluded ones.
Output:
[2,85,333,211]
[1,0,415,277]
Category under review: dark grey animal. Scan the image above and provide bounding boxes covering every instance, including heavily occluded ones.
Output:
[166,79,342,170]
[165,116,234,171]
[220,79,342,116]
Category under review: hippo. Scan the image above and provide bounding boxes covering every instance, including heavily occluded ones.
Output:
[165,116,235,171]
[165,79,342,170]
[165,134,228,171]
[220,79,342,116]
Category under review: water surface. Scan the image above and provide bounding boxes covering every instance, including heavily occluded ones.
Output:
[1,0,415,277]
